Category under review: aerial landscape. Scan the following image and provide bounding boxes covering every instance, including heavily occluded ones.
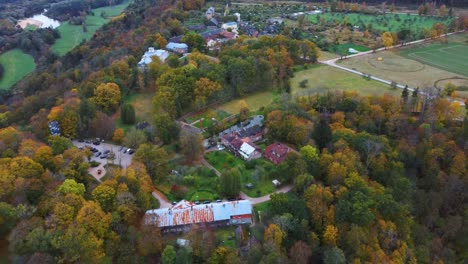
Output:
[0,0,466,263]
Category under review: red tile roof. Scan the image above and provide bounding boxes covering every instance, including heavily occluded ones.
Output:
[264,143,291,165]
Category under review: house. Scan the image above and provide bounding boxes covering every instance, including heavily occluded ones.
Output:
[165,42,188,54]
[201,28,223,42]
[264,143,292,165]
[207,18,219,27]
[144,200,252,232]
[219,31,237,40]
[206,7,215,20]
[187,24,206,32]
[219,115,264,140]
[221,134,262,160]
[138,47,169,68]
[221,21,238,33]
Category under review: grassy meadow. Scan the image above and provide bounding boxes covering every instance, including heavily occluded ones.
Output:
[291,64,399,96]
[51,0,132,56]
[0,49,36,90]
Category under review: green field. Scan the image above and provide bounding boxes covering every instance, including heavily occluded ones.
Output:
[0,49,36,90]
[217,91,274,114]
[308,12,451,33]
[291,64,399,96]
[330,43,370,55]
[399,43,468,77]
[51,0,132,55]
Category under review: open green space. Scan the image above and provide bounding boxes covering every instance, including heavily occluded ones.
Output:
[308,12,451,33]
[291,64,399,96]
[51,0,132,56]
[329,43,370,55]
[186,109,231,129]
[399,43,468,77]
[215,227,237,248]
[217,91,274,114]
[205,151,277,197]
[0,49,36,90]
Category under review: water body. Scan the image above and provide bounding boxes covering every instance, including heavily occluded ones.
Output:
[17,10,60,29]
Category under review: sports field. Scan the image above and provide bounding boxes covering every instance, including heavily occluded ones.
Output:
[51,0,131,56]
[308,12,452,33]
[0,49,36,90]
[291,64,399,96]
[399,43,468,77]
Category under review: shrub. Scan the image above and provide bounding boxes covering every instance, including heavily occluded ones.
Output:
[299,79,308,88]
[89,161,100,167]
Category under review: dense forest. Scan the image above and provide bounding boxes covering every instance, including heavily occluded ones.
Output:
[0,0,466,263]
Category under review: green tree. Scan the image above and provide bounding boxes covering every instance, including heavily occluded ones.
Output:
[300,145,319,174]
[92,184,116,212]
[0,202,17,235]
[220,168,241,198]
[323,247,346,264]
[123,128,147,148]
[162,245,176,264]
[134,144,169,182]
[312,119,332,151]
[120,104,136,125]
[179,129,204,164]
[182,32,206,52]
[90,82,121,113]
[58,179,85,196]
[48,135,73,155]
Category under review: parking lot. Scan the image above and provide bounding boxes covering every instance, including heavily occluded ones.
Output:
[72,140,135,181]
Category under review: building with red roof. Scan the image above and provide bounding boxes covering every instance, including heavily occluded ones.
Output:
[264,143,292,165]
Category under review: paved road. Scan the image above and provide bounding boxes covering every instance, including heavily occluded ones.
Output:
[72,140,134,182]
[319,30,466,106]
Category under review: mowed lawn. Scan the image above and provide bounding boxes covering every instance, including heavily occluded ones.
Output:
[308,12,451,33]
[51,0,131,55]
[0,49,36,90]
[400,43,468,77]
[291,64,399,96]
[217,91,274,114]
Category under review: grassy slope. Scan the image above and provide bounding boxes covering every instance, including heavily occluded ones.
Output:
[51,0,131,56]
[216,91,274,114]
[291,64,399,96]
[0,49,36,90]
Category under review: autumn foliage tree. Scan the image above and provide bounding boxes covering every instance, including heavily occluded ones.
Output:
[90,82,121,113]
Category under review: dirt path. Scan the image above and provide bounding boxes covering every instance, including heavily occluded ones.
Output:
[240,185,293,205]
[152,189,172,208]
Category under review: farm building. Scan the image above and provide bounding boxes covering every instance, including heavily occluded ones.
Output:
[144,200,252,232]
[264,143,292,165]
[138,47,169,68]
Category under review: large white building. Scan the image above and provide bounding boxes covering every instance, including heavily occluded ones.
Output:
[145,200,252,232]
[138,47,169,68]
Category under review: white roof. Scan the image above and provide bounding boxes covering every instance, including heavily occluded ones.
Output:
[240,142,256,157]
[145,200,252,227]
[138,48,169,65]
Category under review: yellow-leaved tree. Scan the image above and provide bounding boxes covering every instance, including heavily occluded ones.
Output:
[90,82,121,113]
[381,32,394,49]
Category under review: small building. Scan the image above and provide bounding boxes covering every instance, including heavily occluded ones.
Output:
[201,28,223,42]
[144,200,253,232]
[221,134,262,161]
[187,24,206,32]
[264,143,292,165]
[207,18,219,27]
[206,6,215,20]
[272,179,281,187]
[165,42,188,54]
[138,47,169,68]
[267,17,284,24]
[221,21,238,32]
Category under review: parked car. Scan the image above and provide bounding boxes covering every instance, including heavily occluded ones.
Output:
[103,150,110,154]
[128,149,135,154]
[78,139,84,142]
[95,152,101,157]
[194,201,200,205]
[171,201,178,205]
[216,200,222,203]
[100,154,108,159]
[203,201,211,204]
[93,141,100,145]
[97,169,102,175]
[85,140,92,144]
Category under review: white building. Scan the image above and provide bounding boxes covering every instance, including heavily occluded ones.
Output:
[138,47,169,68]
[221,21,238,33]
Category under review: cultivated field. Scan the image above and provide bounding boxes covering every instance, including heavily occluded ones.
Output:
[291,64,399,96]
[308,12,452,33]
[51,0,131,55]
[336,33,468,94]
[0,49,36,90]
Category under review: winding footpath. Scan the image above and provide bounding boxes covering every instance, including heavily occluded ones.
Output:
[319,30,466,106]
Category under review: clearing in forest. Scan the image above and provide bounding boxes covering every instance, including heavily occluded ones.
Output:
[0,49,36,90]
[51,0,132,56]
